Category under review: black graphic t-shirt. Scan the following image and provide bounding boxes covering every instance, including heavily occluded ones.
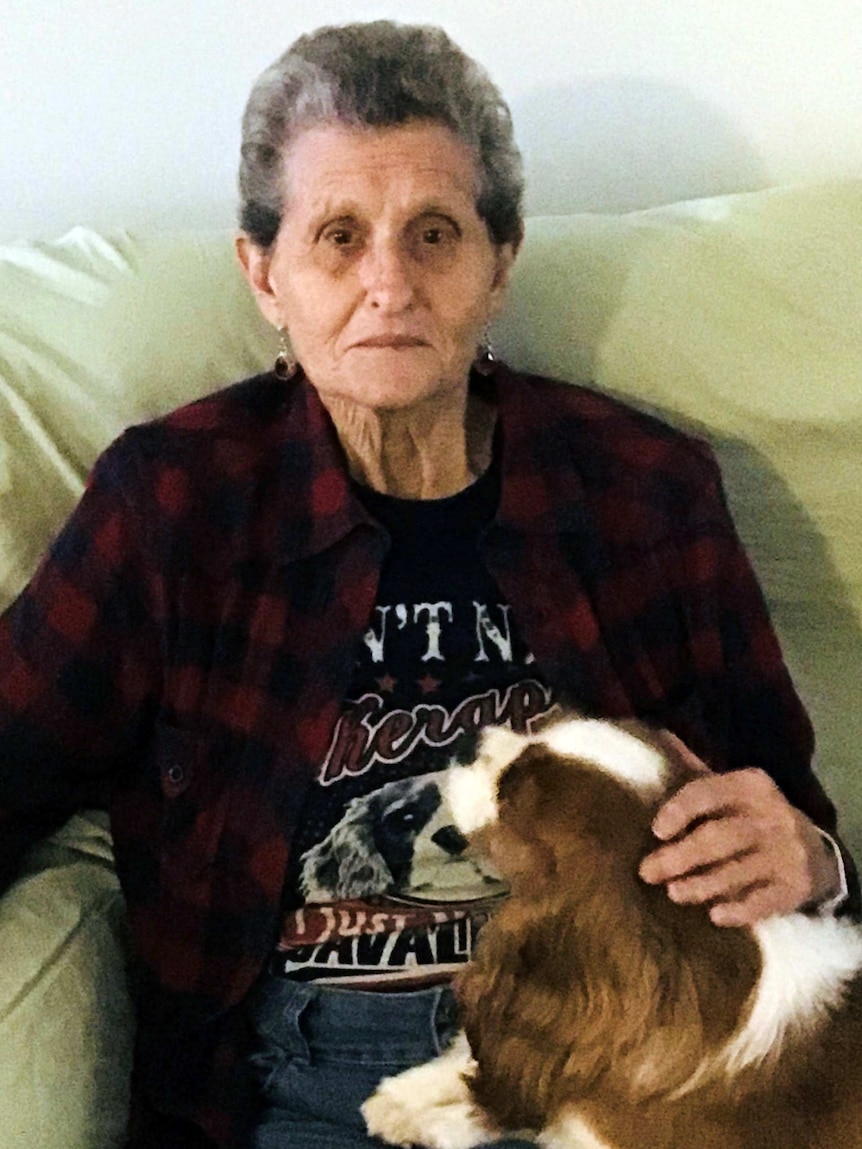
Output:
[273,461,559,986]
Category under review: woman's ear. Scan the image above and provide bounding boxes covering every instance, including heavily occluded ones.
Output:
[235,233,281,327]
[487,236,519,316]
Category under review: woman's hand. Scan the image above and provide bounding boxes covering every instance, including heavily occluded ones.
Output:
[638,738,842,926]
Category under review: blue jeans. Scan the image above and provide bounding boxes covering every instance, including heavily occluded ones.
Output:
[243,975,534,1148]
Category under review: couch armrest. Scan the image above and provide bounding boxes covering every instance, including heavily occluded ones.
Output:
[0,811,134,1149]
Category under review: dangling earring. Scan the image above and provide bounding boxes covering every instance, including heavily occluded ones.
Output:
[274,327,297,380]
[473,324,496,376]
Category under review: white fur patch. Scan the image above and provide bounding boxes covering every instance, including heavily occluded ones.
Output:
[445,726,529,834]
[538,1109,613,1149]
[537,719,668,798]
[672,911,862,1098]
[362,1032,498,1149]
[717,912,862,1075]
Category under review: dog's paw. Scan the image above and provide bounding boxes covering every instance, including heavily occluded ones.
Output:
[363,1087,492,1149]
[361,1039,500,1149]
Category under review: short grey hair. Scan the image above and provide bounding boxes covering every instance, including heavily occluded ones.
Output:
[238,21,524,249]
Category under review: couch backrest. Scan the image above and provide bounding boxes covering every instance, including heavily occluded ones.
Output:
[1,182,860,858]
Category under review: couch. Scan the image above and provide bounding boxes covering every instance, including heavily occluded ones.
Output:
[1,181,861,1147]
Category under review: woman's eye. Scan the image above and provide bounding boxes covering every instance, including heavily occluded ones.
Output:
[412,219,459,262]
[321,224,360,250]
[422,222,459,245]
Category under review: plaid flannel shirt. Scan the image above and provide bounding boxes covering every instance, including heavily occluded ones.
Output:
[0,365,851,1145]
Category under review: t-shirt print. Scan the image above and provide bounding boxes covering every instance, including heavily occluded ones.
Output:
[272,464,559,985]
[272,600,556,986]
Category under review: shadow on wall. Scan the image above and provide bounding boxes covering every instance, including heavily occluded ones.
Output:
[511,77,771,215]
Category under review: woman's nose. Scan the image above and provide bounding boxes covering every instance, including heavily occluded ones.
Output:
[360,240,415,311]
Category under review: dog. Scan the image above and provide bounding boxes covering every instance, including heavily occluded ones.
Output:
[362,717,862,1149]
[298,771,504,901]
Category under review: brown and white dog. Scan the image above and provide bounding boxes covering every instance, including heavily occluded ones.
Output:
[362,717,862,1149]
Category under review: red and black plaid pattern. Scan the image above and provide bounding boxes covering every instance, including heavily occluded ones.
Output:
[0,366,849,1144]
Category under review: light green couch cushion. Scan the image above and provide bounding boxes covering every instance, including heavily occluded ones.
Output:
[0,813,133,1149]
[0,227,272,609]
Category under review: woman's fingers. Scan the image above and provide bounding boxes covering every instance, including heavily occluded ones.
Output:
[639,766,840,925]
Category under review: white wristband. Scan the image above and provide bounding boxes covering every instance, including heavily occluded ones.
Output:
[814,827,849,915]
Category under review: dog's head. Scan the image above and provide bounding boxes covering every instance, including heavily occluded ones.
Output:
[444,717,690,897]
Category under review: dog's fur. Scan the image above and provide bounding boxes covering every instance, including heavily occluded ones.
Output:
[362,717,862,1149]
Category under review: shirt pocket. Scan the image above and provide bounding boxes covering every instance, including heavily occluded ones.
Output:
[153,718,231,881]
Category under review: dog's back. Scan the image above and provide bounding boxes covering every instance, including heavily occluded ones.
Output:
[455,720,862,1149]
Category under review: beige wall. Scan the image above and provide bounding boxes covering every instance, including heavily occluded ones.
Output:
[3,0,862,238]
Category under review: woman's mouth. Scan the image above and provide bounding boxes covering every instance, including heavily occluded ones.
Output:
[353,335,428,349]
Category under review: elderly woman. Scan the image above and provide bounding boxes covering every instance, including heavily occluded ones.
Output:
[0,20,854,1149]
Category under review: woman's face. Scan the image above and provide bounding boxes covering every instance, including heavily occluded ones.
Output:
[239,121,517,412]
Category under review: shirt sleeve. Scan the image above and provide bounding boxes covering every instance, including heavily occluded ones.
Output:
[0,435,160,891]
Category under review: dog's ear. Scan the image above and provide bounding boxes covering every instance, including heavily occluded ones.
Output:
[299,801,394,899]
[475,769,558,890]
[499,743,653,844]
[497,760,542,816]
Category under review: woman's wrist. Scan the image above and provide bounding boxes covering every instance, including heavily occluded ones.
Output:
[811,827,849,915]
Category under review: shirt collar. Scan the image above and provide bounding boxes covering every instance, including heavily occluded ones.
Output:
[492,362,591,534]
[271,363,592,566]
[271,373,380,564]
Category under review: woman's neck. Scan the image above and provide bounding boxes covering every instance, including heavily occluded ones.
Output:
[320,387,496,499]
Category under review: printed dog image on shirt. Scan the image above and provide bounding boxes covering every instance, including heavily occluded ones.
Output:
[298,771,506,902]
